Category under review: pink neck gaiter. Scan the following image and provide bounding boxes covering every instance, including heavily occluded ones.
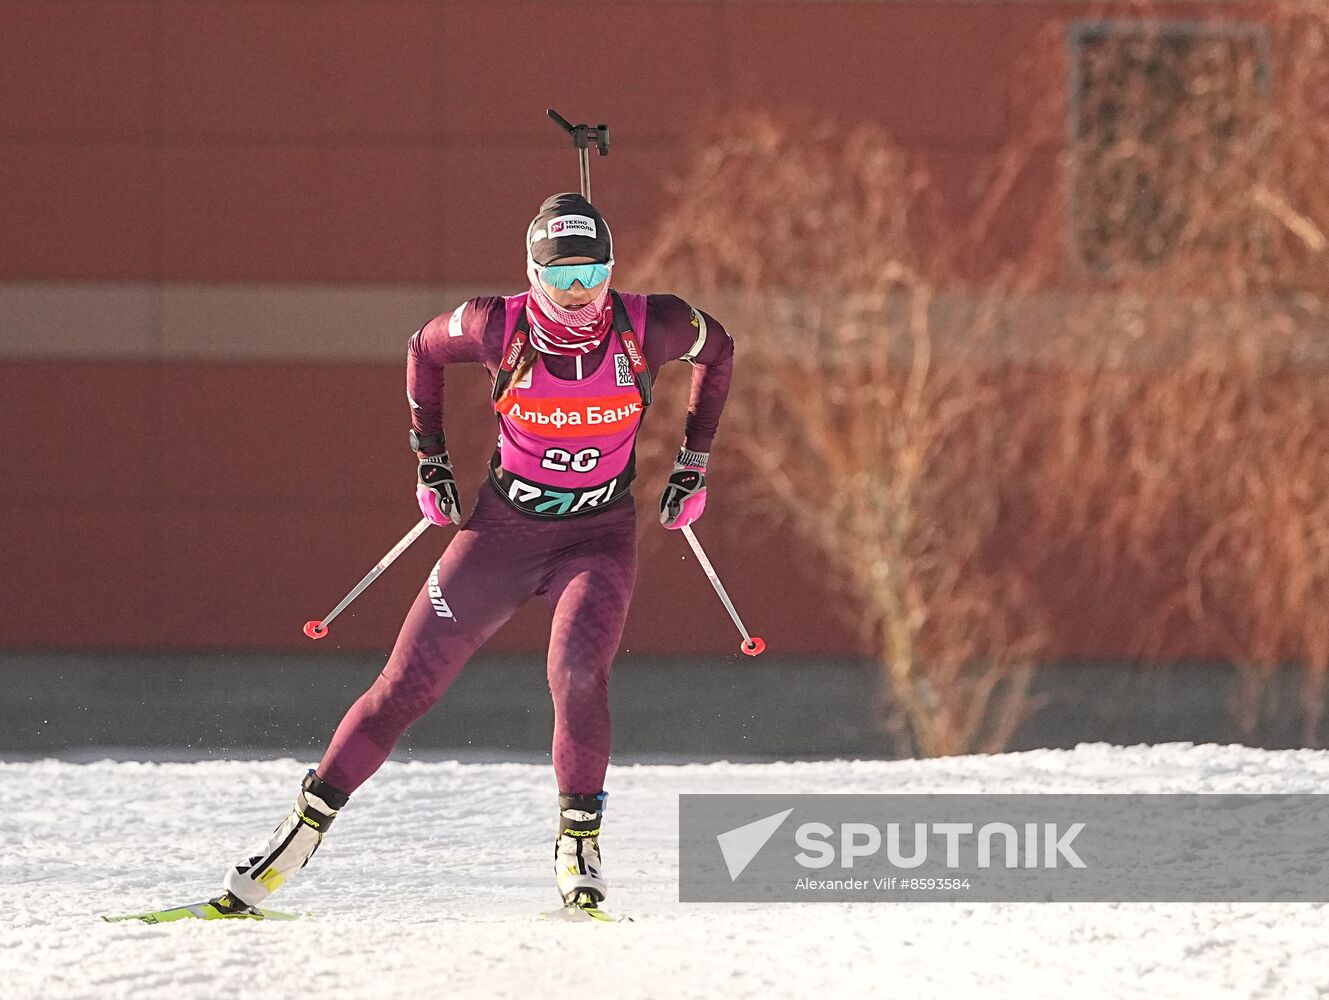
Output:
[525,269,613,356]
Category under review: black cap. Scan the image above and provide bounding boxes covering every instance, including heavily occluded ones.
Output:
[526,193,613,265]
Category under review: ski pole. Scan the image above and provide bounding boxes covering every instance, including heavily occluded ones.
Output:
[303,517,433,639]
[680,525,766,657]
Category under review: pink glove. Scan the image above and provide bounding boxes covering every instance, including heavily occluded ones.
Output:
[659,448,709,529]
[417,454,462,526]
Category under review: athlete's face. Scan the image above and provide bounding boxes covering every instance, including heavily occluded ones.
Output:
[539,255,606,309]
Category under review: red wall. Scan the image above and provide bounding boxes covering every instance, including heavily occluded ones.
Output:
[0,1,1053,284]
[1,2,1249,656]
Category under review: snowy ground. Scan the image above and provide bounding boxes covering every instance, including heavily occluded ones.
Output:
[3,743,1328,1000]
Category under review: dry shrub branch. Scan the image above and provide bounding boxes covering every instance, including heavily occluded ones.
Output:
[636,0,1329,753]
[634,116,1053,757]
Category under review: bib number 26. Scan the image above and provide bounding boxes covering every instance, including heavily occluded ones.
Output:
[541,447,601,474]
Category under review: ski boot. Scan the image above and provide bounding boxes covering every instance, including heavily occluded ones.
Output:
[220,769,349,908]
[555,790,608,906]
[207,892,264,917]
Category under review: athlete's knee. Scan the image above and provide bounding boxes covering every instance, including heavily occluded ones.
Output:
[364,662,448,727]
[548,661,610,710]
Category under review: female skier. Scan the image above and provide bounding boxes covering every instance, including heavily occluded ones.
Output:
[214,192,734,915]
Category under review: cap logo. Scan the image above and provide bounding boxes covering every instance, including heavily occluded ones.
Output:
[547,214,597,239]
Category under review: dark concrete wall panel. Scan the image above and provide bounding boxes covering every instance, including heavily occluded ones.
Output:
[0,0,1055,284]
[161,1,438,140]
[723,2,1013,148]
[155,361,403,506]
[0,507,154,646]
[0,144,158,279]
[438,2,726,140]
[0,1,155,137]
[159,145,442,281]
[0,361,156,504]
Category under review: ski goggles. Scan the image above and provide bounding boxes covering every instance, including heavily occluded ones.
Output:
[534,261,613,291]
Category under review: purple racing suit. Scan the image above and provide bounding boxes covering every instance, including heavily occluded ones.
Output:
[316,292,734,796]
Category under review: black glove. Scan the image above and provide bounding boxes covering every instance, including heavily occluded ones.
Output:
[416,453,462,526]
[659,448,709,529]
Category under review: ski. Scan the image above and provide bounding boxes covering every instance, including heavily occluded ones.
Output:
[540,891,632,923]
[102,896,298,924]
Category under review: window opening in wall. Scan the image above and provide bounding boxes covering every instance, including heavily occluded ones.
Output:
[1068,20,1271,276]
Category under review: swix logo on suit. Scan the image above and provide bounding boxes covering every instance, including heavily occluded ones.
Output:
[497,392,643,438]
[503,332,528,369]
[622,337,645,372]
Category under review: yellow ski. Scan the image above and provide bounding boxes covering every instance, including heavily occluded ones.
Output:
[541,891,632,923]
[102,895,298,924]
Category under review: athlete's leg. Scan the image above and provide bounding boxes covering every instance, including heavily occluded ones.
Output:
[543,516,638,794]
[223,493,549,908]
[542,508,636,904]
[317,512,543,793]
